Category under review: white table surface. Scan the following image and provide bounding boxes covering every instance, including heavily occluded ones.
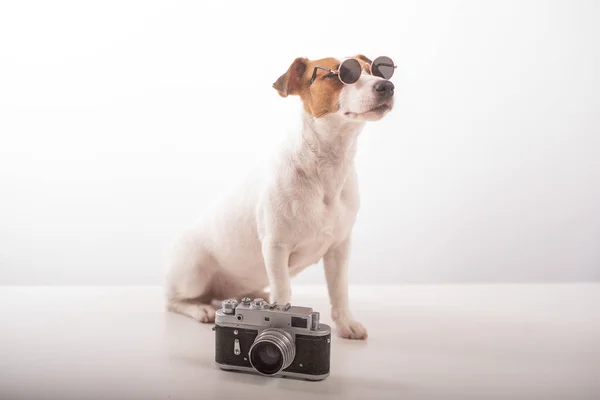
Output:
[0,284,598,400]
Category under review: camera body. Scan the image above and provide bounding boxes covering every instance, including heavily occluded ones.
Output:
[213,297,331,381]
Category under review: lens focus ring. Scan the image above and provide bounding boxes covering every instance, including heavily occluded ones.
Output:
[249,329,295,375]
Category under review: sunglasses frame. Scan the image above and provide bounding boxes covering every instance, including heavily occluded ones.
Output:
[309,56,397,85]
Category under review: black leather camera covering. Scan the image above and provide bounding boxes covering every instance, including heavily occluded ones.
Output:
[214,325,331,376]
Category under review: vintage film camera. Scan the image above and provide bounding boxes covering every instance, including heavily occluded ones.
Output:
[213,297,331,380]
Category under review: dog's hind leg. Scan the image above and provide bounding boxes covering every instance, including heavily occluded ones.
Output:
[164,236,218,323]
[167,298,216,323]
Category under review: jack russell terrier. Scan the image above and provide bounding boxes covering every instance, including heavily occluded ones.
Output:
[165,54,396,339]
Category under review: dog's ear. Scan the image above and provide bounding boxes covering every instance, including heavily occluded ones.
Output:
[273,57,309,98]
[354,54,372,64]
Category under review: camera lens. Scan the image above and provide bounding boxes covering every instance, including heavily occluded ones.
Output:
[249,329,295,376]
[251,342,283,375]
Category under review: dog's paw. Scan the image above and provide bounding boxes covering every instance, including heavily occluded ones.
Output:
[335,319,368,340]
[167,301,216,323]
[194,305,216,323]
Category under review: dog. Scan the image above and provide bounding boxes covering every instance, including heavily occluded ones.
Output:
[165,54,395,339]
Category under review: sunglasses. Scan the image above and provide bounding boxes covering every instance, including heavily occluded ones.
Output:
[309,56,397,85]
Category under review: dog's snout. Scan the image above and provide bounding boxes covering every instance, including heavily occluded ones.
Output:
[373,80,394,98]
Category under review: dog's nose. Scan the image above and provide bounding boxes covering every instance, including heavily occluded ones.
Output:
[373,80,394,98]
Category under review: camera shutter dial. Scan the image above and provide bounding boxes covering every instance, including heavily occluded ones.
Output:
[251,298,266,309]
[221,299,239,314]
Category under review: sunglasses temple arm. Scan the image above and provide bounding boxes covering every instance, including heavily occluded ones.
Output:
[309,68,318,84]
[309,66,334,84]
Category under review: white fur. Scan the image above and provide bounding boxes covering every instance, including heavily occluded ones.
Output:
[165,70,393,339]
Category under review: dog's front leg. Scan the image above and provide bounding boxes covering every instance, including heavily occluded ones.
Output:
[323,239,368,340]
[262,241,292,305]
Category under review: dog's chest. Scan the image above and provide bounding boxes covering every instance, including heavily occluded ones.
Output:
[287,185,358,269]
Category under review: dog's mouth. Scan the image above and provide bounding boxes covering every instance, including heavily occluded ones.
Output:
[367,103,391,114]
[345,102,392,118]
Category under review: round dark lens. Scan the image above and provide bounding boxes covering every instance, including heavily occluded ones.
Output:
[372,56,395,80]
[339,58,361,84]
[250,342,283,375]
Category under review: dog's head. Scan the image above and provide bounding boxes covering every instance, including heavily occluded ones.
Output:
[273,55,395,122]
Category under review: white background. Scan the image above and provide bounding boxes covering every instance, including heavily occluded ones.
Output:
[1,0,598,285]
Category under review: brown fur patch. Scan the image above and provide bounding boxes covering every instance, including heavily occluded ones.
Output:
[354,54,372,65]
[353,54,373,74]
[273,57,308,98]
[273,55,373,118]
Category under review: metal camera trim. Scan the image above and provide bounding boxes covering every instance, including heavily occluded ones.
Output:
[214,297,330,337]
[214,363,330,381]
